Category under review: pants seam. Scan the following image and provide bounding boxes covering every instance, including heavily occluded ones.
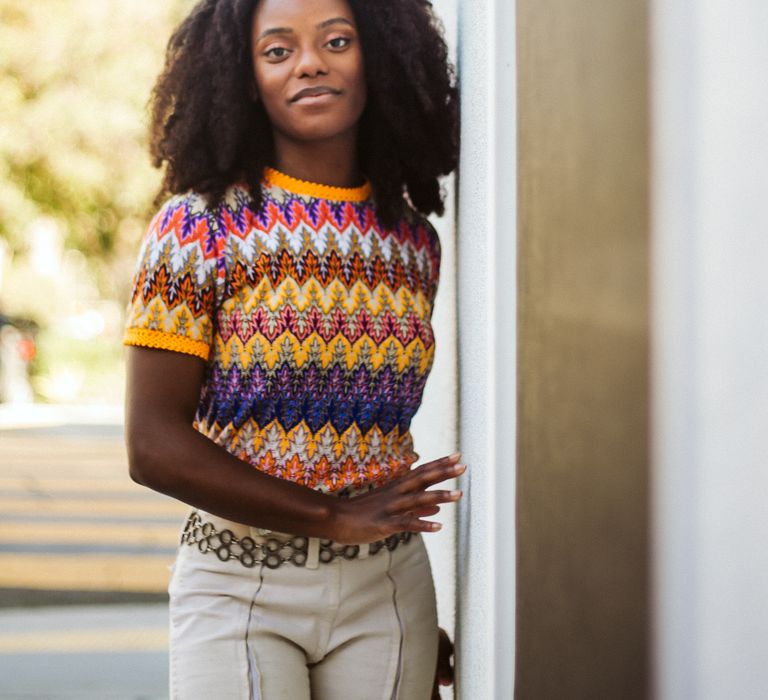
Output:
[245,563,267,700]
[384,550,405,700]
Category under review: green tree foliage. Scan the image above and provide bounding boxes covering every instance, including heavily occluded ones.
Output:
[0,0,191,302]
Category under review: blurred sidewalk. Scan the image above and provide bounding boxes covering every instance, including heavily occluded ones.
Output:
[0,604,168,699]
[0,402,124,430]
[0,402,187,607]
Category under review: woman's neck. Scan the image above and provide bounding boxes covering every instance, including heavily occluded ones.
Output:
[271,130,364,189]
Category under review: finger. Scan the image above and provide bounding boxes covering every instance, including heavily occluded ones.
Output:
[437,651,454,683]
[412,504,441,517]
[425,451,462,466]
[395,461,467,494]
[385,489,462,515]
[402,453,462,482]
[437,628,455,684]
[431,667,444,700]
[438,662,454,685]
[439,627,455,654]
[394,511,443,533]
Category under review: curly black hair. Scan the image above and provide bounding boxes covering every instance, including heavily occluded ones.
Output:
[149,0,459,227]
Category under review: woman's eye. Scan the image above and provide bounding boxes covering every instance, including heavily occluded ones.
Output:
[265,47,290,59]
[327,36,351,49]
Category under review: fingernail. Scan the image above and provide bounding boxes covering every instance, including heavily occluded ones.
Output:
[448,451,461,461]
[450,490,463,498]
[431,522,443,531]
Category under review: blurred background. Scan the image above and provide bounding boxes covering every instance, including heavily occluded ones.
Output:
[0,2,194,697]
[0,0,191,407]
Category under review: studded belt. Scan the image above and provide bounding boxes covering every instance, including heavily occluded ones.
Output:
[180,511,414,570]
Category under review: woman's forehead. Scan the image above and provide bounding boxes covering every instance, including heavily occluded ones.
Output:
[252,0,357,35]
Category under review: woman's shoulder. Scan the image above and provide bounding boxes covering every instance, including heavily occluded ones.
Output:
[144,189,214,233]
[152,183,260,216]
[163,188,212,212]
[396,204,441,253]
[398,206,442,288]
[146,184,261,236]
[139,189,232,259]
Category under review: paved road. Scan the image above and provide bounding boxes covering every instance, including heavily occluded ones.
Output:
[0,416,188,600]
[0,605,168,699]
[0,406,186,698]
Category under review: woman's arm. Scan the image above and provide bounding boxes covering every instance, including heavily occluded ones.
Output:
[125,346,464,543]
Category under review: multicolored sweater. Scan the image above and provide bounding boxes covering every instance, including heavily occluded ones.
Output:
[123,168,441,495]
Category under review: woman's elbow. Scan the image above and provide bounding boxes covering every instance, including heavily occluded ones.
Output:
[126,428,167,490]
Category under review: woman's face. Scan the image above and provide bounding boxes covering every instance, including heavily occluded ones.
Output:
[250,0,367,144]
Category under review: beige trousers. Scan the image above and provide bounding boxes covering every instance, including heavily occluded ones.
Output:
[168,511,439,700]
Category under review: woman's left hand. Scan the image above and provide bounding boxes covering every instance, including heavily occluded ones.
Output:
[432,626,455,699]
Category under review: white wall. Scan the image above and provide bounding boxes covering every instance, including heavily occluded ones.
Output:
[651,1,768,697]
[410,5,519,699]
[454,0,517,698]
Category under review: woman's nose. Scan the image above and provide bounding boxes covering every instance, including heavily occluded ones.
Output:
[294,46,329,78]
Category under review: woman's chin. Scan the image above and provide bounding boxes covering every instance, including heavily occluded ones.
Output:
[279,116,360,144]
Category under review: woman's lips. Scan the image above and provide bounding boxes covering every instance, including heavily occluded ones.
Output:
[290,85,341,102]
[292,92,340,106]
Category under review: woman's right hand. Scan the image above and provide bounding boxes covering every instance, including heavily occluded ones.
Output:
[329,453,467,544]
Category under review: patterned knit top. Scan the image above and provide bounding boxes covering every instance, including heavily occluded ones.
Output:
[123,167,441,495]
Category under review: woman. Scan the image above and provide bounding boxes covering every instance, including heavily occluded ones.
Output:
[123,0,462,697]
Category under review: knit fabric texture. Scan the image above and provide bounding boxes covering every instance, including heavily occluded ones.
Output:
[123,168,441,494]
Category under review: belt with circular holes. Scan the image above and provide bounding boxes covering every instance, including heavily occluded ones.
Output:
[179,510,414,569]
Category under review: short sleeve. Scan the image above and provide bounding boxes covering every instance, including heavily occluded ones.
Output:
[122,192,224,361]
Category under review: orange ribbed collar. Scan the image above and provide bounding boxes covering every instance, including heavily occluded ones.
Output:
[262,166,372,202]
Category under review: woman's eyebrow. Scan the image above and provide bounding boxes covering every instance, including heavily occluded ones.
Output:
[256,17,354,43]
[256,26,292,42]
[316,17,354,30]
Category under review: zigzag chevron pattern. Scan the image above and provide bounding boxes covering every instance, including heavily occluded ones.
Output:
[123,168,441,494]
